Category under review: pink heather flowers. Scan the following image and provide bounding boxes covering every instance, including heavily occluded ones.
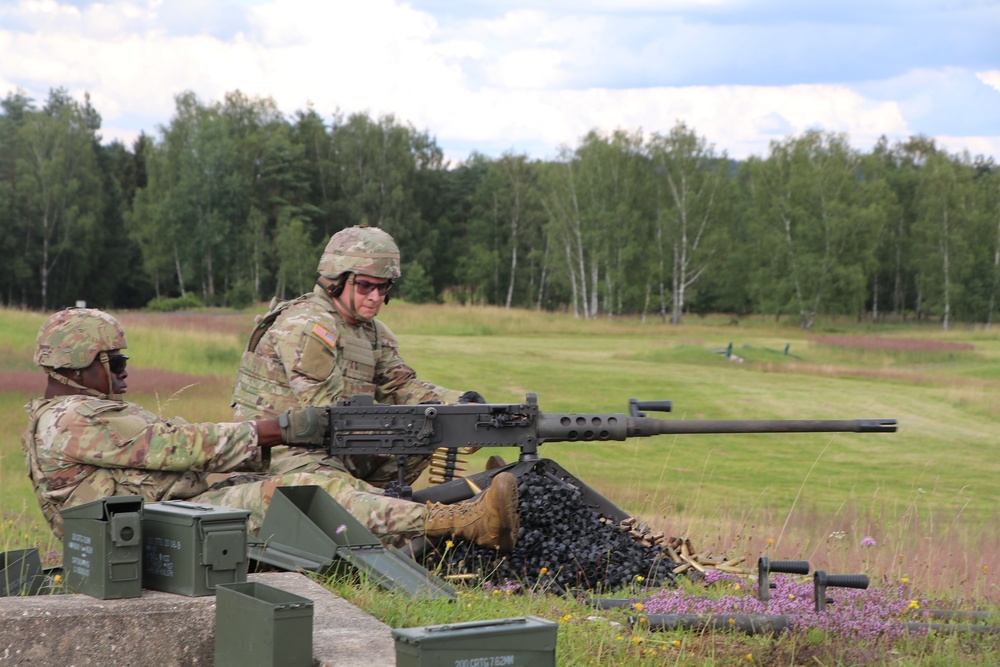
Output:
[641,572,926,662]
[861,536,877,547]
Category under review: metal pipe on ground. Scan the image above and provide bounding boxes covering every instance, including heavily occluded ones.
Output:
[633,614,1000,636]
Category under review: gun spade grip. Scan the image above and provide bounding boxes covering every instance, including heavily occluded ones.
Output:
[767,560,810,575]
[821,573,869,589]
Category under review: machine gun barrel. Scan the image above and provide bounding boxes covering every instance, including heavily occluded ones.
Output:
[320,394,897,462]
[625,417,897,437]
[318,394,897,497]
[534,414,896,443]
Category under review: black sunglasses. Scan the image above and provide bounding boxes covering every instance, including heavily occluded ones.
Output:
[352,278,392,296]
[106,354,129,374]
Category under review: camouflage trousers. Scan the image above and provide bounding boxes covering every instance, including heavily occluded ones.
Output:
[266,447,430,488]
[192,467,427,548]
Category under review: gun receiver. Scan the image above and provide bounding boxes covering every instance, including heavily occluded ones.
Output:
[322,393,897,464]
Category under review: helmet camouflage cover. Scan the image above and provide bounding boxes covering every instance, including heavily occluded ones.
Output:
[34,308,128,370]
[317,225,401,281]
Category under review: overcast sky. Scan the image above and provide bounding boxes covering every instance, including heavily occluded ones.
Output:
[1,0,997,165]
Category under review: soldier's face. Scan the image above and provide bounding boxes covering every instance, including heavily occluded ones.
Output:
[79,349,129,396]
[345,274,389,321]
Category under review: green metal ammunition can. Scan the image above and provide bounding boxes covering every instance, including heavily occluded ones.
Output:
[142,500,250,596]
[0,548,44,596]
[393,616,558,667]
[214,581,314,667]
[60,496,143,600]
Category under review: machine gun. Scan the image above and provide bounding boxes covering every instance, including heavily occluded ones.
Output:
[315,393,896,510]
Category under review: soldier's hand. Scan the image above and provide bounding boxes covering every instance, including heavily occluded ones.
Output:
[278,407,328,446]
[458,390,487,404]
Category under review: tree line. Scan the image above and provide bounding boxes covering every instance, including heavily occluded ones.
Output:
[1,87,998,328]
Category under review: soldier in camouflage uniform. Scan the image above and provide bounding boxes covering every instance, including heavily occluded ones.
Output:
[231,224,486,488]
[22,308,519,552]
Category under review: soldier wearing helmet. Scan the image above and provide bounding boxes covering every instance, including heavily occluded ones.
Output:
[34,307,131,401]
[316,223,403,324]
[231,224,486,488]
[23,307,519,552]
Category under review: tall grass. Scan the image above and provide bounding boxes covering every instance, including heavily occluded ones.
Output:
[2,304,999,664]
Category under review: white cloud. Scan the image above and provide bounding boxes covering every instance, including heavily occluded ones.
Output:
[934,135,1000,160]
[0,0,995,164]
[977,71,1000,93]
[5,0,82,29]
[236,0,473,121]
[381,82,914,163]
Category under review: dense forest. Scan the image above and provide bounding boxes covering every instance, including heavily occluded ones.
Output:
[1,87,998,328]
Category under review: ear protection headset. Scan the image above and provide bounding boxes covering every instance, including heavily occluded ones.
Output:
[328,276,346,297]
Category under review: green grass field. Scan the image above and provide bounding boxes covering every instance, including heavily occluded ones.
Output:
[3,304,999,665]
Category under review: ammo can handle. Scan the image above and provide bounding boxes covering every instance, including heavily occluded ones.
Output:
[427,617,528,633]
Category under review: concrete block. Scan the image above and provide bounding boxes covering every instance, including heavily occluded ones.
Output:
[0,572,394,666]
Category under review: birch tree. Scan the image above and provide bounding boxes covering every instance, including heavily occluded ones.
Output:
[331,112,445,288]
[984,166,1000,327]
[15,89,102,310]
[543,130,649,318]
[913,149,975,329]
[465,153,543,307]
[223,92,312,302]
[745,131,886,328]
[647,122,730,324]
[292,107,337,235]
[0,91,34,306]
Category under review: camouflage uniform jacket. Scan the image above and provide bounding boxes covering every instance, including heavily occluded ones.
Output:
[231,286,462,481]
[22,395,264,538]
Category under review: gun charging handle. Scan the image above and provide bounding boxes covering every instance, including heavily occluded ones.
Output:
[629,399,672,418]
[814,570,869,612]
[758,556,810,601]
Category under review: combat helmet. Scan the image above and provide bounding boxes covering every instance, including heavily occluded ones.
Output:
[317,224,401,281]
[35,308,128,401]
[34,308,128,370]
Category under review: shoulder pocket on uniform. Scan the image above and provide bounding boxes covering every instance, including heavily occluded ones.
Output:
[101,412,151,444]
[76,401,148,445]
[76,399,128,418]
[296,332,338,381]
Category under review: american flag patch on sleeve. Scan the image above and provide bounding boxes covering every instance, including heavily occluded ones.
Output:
[311,323,338,348]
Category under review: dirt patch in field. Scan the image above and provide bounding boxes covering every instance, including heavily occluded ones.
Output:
[0,370,46,395]
[756,360,996,388]
[0,369,228,396]
[117,311,255,337]
[811,335,974,352]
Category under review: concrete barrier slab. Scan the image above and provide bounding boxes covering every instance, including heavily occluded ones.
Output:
[0,572,394,666]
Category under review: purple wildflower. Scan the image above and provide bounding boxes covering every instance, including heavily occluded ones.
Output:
[861,536,877,547]
[641,572,923,662]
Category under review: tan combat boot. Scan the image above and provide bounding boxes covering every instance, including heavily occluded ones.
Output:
[425,471,520,552]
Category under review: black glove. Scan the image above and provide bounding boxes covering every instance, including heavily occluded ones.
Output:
[278,407,327,446]
[458,390,487,404]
